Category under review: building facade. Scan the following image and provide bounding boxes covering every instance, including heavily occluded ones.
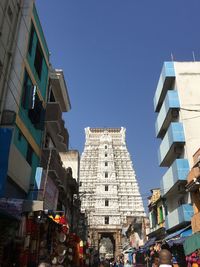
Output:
[79,127,145,257]
[0,0,23,122]
[148,188,166,240]
[0,2,81,265]
[153,62,200,234]
[186,148,200,233]
[0,0,49,199]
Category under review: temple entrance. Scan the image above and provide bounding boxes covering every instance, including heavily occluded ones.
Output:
[89,228,122,260]
[99,233,115,260]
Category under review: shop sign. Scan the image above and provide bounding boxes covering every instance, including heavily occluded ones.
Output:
[36,168,58,210]
[0,198,23,220]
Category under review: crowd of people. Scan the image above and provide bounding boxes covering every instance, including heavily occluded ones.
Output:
[98,249,175,267]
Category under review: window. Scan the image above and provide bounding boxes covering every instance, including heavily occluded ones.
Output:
[105,185,108,191]
[34,41,43,79]
[158,206,163,223]
[105,199,109,206]
[28,23,34,55]
[105,145,107,149]
[105,216,109,224]
[26,144,33,165]
[105,172,108,178]
[22,70,33,109]
[105,162,108,166]
[105,153,107,157]
[79,182,82,187]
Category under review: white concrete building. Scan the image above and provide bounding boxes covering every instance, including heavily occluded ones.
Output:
[154,62,200,233]
[79,127,145,256]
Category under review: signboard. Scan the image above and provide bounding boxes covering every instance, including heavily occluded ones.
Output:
[0,198,23,220]
[36,168,58,210]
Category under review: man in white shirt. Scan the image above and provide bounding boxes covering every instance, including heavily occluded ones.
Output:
[159,249,173,267]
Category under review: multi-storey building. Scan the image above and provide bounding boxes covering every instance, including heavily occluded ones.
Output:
[79,127,145,257]
[0,0,23,122]
[0,0,49,199]
[148,188,165,240]
[186,148,200,233]
[153,61,200,234]
[0,2,80,265]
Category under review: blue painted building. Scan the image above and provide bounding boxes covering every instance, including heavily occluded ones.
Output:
[0,1,49,199]
[153,62,200,233]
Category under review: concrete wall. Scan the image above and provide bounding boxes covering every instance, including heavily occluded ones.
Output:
[60,150,80,182]
[175,62,200,168]
[0,0,23,120]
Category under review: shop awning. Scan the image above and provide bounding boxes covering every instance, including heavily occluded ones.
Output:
[184,232,200,256]
[167,237,187,247]
[165,226,192,240]
[143,237,156,248]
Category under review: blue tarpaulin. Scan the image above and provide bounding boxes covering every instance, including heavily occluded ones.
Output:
[165,226,192,247]
[165,226,192,241]
[143,237,156,248]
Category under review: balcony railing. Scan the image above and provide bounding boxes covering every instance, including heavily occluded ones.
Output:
[154,62,175,112]
[165,204,193,230]
[158,122,185,167]
[161,159,189,196]
[155,90,180,138]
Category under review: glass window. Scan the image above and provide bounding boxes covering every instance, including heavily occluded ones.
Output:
[26,144,33,166]
[105,153,107,157]
[105,199,109,206]
[34,41,43,79]
[105,185,108,191]
[105,172,108,178]
[28,23,34,55]
[105,162,108,166]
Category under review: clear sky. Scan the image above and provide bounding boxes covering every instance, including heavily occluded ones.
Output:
[36,0,200,209]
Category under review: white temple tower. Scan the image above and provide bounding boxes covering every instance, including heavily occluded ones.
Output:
[79,127,145,257]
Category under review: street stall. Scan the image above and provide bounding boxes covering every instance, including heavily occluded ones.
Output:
[184,232,200,266]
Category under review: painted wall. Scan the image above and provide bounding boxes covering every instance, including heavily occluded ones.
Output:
[2,0,50,196]
[174,62,200,168]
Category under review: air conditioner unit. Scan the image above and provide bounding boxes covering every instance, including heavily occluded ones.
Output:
[1,110,16,125]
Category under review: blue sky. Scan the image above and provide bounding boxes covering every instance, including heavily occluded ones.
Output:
[36,0,200,209]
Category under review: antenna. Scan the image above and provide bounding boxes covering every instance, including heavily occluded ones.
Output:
[192,51,196,62]
[171,53,174,61]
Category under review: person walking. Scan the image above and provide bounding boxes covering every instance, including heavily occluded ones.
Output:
[158,249,173,267]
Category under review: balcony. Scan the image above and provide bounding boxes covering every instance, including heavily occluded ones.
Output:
[191,212,200,233]
[41,148,66,190]
[161,159,189,196]
[41,149,78,194]
[158,122,185,167]
[155,90,180,138]
[154,62,175,112]
[165,204,193,231]
[45,102,69,151]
